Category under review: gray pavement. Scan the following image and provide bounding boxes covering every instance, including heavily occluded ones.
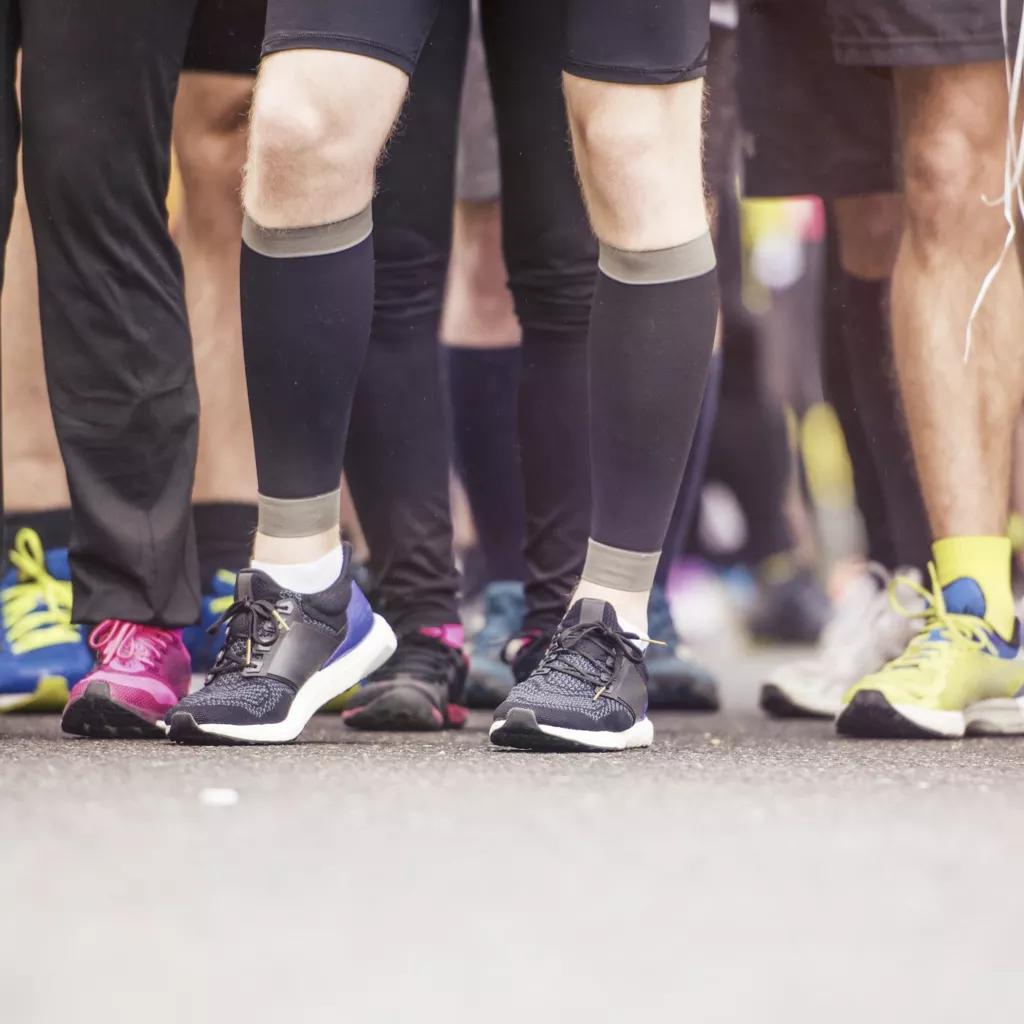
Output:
[2,647,1024,1023]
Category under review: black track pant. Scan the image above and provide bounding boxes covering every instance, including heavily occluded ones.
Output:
[11,0,202,626]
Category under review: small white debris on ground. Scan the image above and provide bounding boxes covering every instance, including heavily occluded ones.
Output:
[199,787,239,807]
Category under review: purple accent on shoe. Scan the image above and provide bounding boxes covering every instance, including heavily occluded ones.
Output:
[418,624,464,649]
[322,582,374,668]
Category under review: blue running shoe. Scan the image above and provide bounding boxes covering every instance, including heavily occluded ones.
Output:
[645,584,720,711]
[465,581,525,709]
[0,529,93,713]
[182,569,236,674]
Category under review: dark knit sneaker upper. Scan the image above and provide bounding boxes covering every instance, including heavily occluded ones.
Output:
[495,599,648,733]
[170,551,353,728]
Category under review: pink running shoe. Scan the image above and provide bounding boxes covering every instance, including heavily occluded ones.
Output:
[61,620,191,738]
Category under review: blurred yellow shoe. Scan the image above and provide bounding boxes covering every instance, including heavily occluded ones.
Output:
[836,565,1024,739]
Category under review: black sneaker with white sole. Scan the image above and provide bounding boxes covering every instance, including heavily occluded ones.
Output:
[167,544,396,744]
[490,599,653,752]
[342,628,469,731]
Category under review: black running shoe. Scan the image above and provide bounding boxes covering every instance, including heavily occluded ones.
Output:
[167,544,396,744]
[490,599,653,752]
[645,584,720,711]
[505,629,551,685]
[342,627,468,731]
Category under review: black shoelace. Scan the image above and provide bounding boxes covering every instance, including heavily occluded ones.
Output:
[532,621,643,692]
[206,597,289,680]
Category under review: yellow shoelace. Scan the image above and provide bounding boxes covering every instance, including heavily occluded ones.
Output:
[879,562,997,673]
[1,529,80,655]
[210,569,236,618]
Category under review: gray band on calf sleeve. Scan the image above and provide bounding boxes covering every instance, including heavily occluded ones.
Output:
[598,231,716,285]
[242,205,373,259]
[580,539,661,592]
[257,489,341,538]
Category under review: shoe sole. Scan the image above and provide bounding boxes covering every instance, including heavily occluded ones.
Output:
[168,614,397,745]
[489,708,654,752]
[60,682,168,739]
[965,697,1024,735]
[759,683,836,720]
[342,684,458,732]
[836,690,963,739]
[0,675,71,714]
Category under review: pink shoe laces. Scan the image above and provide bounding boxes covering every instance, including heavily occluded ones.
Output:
[89,620,175,673]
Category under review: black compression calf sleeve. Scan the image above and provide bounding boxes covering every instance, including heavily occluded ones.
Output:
[519,328,591,633]
[447,345,527,584]
[241,210,374,505]
[588,236,719,558]
[835,272,931,573]
[821,219,930,573]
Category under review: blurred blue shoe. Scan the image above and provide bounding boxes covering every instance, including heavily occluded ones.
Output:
[747,565,831,646]
[464,580,525,709]
[645,583,720,711]
[0,529,93,713]
[182,569,236,674]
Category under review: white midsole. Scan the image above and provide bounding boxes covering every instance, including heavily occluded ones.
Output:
[490,715,654,751]
[965,697,1024,735]
[767,680,843,717]
[188,615,397,743]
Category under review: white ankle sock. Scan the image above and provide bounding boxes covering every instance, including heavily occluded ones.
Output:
[572,579,650,644]
[251,546,344,595]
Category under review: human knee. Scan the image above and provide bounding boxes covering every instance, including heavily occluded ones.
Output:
[174,78,251,201]
[834,193,903,280]
[901,116,1005,254]
[244,52,407,227]
[564,75,706,249]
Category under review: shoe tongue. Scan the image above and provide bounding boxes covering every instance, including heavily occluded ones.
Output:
[562,598,620,631]
[224,569,283,647]
[45,548,71,582]
[941,577,987,619]
[235,568,281,604]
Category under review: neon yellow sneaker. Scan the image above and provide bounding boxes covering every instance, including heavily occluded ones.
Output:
[836,564,1024,739]
[0,529,93,713]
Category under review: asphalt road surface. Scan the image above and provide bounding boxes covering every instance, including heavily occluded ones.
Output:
[3,647,1023,1024]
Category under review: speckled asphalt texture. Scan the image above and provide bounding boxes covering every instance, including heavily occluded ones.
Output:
[2,649,1023,1023]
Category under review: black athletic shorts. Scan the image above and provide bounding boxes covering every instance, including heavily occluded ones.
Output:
[739,0,897,200]
[184,0,267,76]
[263,0,710,84]
[826,0,1020,67]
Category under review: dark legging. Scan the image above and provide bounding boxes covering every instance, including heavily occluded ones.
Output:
[344,0,470,635]
[353,0,595,637]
